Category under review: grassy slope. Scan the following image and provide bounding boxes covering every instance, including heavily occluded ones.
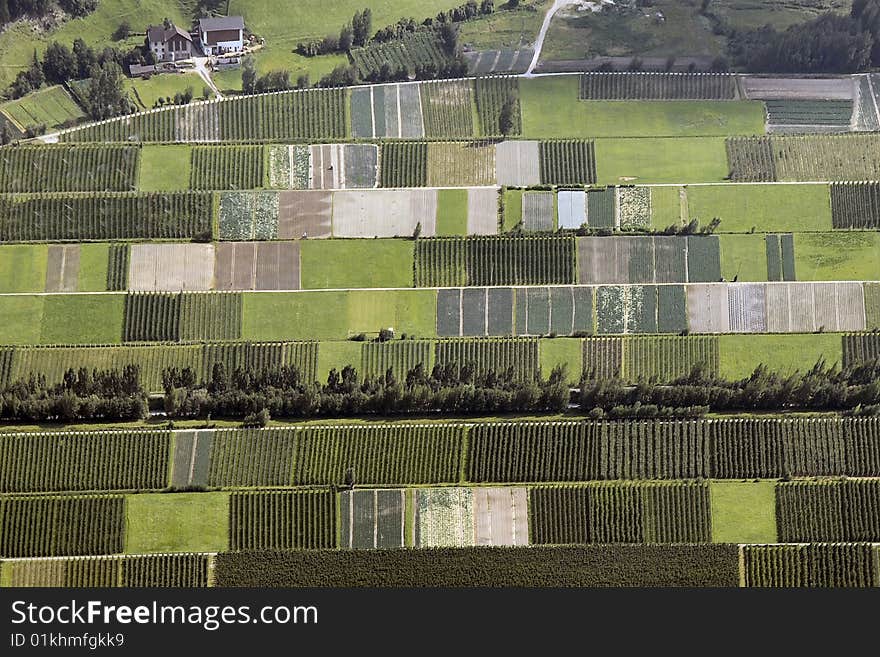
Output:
[0,0,192,87]
[520,76,764,138]
[0,245,47,293]
[719,234,768,282]
[596,137,729,184]
[0,85,85,130]
[39,294,123,344]
[458,1,549,50]
[316,341,363,380]
[793,232,880,281]
[718,334,843,380]
[299,239,414,289]
[224,0,464,87]
[125,492,229,554]
[126,73,212,110]
[710,481,777,544]
[686,183,833,233]
[138,145,193,191]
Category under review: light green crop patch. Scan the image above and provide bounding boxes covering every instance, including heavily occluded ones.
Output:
[316,341,364,382]
[139,145,193,191]
[719,234,767,282]
[793,232,880,281]
[0,295,44,344]
[125,492,230,554]
[686,183,832,233]
[436,189,468,235]
[40,294,124,344]
[520,76,764,138]
[539,338,583,383]
[300,239,414,289]
[710,481,777,544]
[718,334,843,380]
[77,244,110,292]
[348,289,437,339]
[595,137,729,184]
[0,244,47,293]
[242,291,351,341]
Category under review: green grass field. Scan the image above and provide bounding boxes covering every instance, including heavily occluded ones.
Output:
[503,188,524,231]
[539,338,583,383]
[718,334,843,380]
[0,245,47,293]
[347,289,437,338]
[649,186,681,229]
[0,296,43,344]
[686,183,833,233]
[77,244,110,292]
[719,234,768,281]
[39,294,123,344]
[595,137,729,184]
[126,74,213,110]
[300,240,414,289]
[710,481,777,544]
[436,189,469,235]
[520,76,764,138]
[316,341,364,381]
[138,145,193,192]
[0,85,85,131]
[793,232,880,281]
[242,291,351,340]
[125,492,230,554]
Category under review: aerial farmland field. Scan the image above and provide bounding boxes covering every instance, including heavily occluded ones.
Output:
[3,34,880,601]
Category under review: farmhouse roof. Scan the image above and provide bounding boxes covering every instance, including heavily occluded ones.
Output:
[198,16,245,33]
[146,24,193,43]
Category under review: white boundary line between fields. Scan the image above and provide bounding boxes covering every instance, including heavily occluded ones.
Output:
[3,280,880,296]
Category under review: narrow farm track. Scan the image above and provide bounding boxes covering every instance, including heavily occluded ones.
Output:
[526,0,571,76]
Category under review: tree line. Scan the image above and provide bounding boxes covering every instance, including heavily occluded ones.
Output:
[162,361,570,421]
[579,358,880,417]
[0,366,148,422]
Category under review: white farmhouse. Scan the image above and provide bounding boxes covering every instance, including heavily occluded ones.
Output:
[146,23,194,62]
[197,16,245,55]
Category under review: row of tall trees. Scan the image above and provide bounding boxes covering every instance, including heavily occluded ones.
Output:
[162,361,570,419]
[580,359,880,416]
[0,366,148,422]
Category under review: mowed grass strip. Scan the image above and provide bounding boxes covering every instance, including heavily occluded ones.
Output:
[595,137,729,184]
[77,244,110,292]
[125,492,229,554]
[40,294,124,344]
[710,481,777,544]
[520,76,765,138]
[299,240,414,289]
[686,183,833,233]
